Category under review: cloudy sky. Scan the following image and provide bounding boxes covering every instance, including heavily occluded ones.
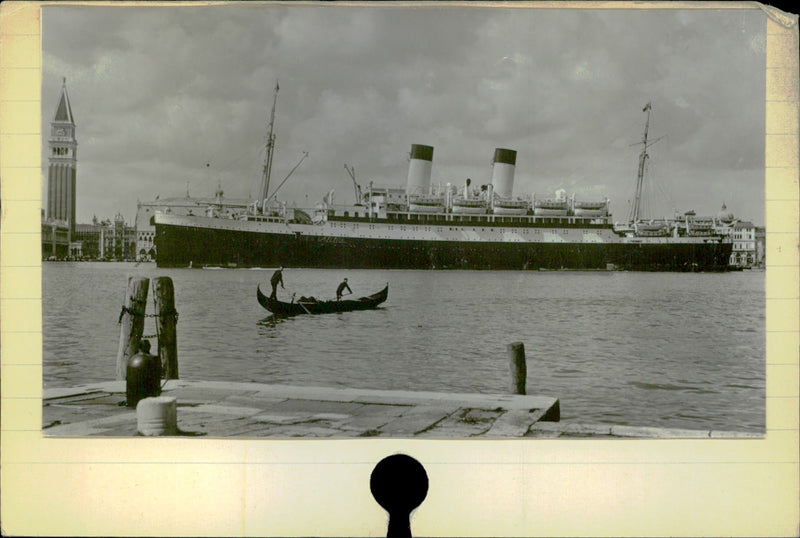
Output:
[42,3,766,225]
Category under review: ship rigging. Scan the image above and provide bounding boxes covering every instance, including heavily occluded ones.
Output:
[255,81,308,210]
[628,101,667,224]
[258,81,279,205]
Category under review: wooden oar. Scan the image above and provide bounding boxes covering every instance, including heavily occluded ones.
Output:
[291,292,313,315]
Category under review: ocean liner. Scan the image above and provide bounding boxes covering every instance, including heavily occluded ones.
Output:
[154,96,732,271]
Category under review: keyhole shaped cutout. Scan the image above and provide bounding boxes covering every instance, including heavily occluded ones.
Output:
[370,454,429,538]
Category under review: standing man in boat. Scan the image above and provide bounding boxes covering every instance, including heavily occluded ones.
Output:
[270,266,285,299]
[336,278,352,301]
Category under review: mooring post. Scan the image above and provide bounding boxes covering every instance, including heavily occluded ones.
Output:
[507,341,527,395]
[116,276,150,380]
[153,276,179,380]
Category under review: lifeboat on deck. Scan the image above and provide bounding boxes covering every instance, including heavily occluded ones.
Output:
[635,221,671,237]
[533,198,568,216]
[452,197,487,214]
[573,200,607,217]
[492,198,529,215]
[408,195,445,213]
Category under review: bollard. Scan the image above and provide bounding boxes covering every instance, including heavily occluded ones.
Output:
[137,396,178,436]
[153,276,179,379]
[116,276,150,380]
[126,341,161,408]
[507,342,527,395]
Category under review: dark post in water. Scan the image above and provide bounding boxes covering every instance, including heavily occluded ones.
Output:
[507,341,527,395]
[116,276,150,380]
[153,276,179,380]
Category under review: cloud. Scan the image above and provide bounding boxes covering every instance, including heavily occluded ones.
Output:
[41,5,767,225]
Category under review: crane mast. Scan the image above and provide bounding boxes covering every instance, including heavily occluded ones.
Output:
[258,81,280,207]
[631,102,652,223]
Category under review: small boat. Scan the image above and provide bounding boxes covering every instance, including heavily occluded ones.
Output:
[573,200,608,217]
[257,284,389,316]
[451,197,487,214]
[492,198,529,215]
[408,195,445,213]
[533,198,568,216]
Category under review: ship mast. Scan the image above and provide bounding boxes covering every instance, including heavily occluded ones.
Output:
[258,81,280,206]
[631,102,652,223]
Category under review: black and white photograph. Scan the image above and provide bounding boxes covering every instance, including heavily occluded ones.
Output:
[39,3,768,442]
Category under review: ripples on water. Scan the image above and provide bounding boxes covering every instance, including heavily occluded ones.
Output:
[43,263,766,432]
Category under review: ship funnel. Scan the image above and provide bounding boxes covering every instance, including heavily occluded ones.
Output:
[491,148,517,198]
[406,144,434,196]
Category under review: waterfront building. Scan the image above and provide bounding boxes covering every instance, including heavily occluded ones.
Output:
[135,187,251,261]
[712,202,737,233]
[72,219,105,260]
[709,203,737,242]
[706,203,758,267]
[71,214,136,261]
[41,215,70,259]
[47,77,77,236]
[755,226,766,267]
[731,220,757,267]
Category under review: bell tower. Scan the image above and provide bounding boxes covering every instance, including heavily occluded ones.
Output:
[47,77,77,235]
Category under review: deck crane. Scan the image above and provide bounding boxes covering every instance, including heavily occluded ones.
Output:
[344,164,363,205]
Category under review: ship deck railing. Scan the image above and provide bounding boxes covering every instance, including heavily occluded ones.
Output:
[326,210,612,228]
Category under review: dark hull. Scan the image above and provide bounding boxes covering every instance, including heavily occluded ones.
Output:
[156,224,732,271]
[257,284,388,315]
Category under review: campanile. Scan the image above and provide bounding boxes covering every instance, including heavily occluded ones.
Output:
[47,77,77,234]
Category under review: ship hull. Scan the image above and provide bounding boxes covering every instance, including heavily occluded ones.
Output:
[155,218,732,271]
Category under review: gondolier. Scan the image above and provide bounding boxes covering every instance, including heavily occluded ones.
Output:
[336,278,352,301]
[270,266,284,299]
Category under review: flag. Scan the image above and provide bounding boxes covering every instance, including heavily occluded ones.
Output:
[323,189,335,205]
[643,102,651,112]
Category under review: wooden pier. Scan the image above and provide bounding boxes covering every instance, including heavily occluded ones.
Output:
[42,380,561,438]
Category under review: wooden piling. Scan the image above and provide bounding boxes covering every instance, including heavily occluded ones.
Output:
[116,276,150,380]
[507,342,527,395]
[153,276,179,379]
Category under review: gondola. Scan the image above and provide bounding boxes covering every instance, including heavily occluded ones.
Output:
[257,284,388,316]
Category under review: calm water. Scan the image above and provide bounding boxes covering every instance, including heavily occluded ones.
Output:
[43,263,765,432]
